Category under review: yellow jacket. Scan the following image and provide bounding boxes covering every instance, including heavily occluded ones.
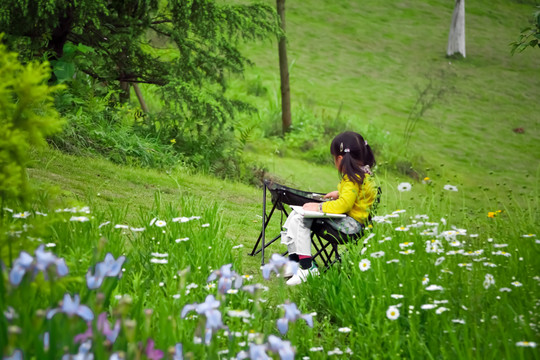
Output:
[321,174,377,224]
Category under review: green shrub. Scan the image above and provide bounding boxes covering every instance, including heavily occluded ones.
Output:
[52,80,180,170]
[0,37,64,206]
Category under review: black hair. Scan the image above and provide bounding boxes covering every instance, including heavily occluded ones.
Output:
[330,131,375,186]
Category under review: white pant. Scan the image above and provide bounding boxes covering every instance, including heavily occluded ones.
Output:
[280,211,313,256]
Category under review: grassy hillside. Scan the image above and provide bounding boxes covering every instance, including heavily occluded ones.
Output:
[230,0,540,211]
[3,1,540,358]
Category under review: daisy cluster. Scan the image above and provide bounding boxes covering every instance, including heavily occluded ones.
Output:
[334,203,539,354]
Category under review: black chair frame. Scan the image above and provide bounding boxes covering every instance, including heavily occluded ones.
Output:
[249,179,371,269]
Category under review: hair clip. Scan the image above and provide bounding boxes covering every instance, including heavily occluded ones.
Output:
[365,140,368,146]
[344,148,350,153]
[340,142,343,152]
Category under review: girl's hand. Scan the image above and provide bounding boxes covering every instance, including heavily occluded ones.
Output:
[324,191,339,200]
[303,202,321,212]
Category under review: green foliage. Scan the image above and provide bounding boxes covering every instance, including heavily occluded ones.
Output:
[0,38,64,205]
[511,6,540,54]
[0,0,280,184]
[51,80,180,169]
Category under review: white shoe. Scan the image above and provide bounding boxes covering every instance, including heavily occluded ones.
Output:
[286,265,319,286]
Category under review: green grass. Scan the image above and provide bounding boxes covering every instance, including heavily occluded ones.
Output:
[2,0,540,358]
[229,0,540,211]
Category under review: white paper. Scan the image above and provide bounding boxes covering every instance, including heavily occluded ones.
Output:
[290,205,346,219]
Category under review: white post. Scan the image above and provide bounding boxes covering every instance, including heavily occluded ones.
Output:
[447,0,466,57]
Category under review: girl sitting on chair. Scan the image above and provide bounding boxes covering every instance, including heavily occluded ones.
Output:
[282,131,378,286]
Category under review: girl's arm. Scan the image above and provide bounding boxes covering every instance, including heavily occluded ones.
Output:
[321,181,358,214]
[303,202,321,212]
[324,191,339,200]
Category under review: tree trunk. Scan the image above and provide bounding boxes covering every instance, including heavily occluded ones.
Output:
[119,81,131,103]
[276,0,292,134]
[447,0,466,57]
[132,83,149,113]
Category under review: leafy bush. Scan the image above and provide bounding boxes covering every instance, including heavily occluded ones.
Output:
[51,79,180,169]
[0,37,64,206]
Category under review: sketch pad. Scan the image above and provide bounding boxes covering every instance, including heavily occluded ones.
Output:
[290,205,346,219]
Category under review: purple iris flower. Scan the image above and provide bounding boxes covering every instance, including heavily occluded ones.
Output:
[172,343,183,360]
[267,335,295,360]
[35,245,68,276]
[9,251,33,285]
[207,263,243,294]
[276,302,313,335]
[74,322,93,343]
[61,340,92,360]
[47,293,94,322]
[97,312,121,343]
[236,343,271,360]
[181,295,227,345]
[86,253,126,290]
[3,349,22,360]
[9,245,68,286]
[145,338,164,360]
[261,254,298,280]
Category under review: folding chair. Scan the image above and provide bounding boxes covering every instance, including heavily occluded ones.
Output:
[249,179,381,269]
[249,179,325,265]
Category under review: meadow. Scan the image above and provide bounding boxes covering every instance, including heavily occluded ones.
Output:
[1,0,540,359]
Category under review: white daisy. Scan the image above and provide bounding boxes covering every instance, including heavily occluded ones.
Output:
[359,259,371,271]
[395,226,410,232]
[338,327,352,333]
[70,216,90,222]
[370,251,385,258]
[483,274,495,289]
[435,307,449,314]
[511,281,522,287]
[422,275,430,285]
[154,220,166,227]
[151,252,168,257]
[328,347,343,356]
[399,242,414,249]
[150,258,168,264]
[421,304,437,310]
[451,319,466,324]
[386,306,400,320]
[435,256,445,266]
[426,284,444,291]
[443,184,458,192]
[397,182,412,192]
[13,211,31,219]
[516,341,537,347]
[492,250,511,257]
[391,294,404,299]
[399,250,415,255]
